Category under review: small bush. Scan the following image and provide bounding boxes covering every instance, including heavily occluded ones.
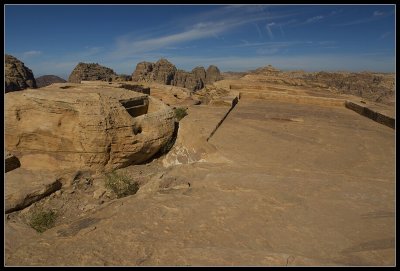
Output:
[174,107,188,121]
[29,209,57,233]
[105,171,139,198]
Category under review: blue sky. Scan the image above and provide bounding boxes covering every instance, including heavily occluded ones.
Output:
[5,4,396,79]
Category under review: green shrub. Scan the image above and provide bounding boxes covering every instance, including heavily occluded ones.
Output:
[174,107,188,121]
[105,171,139,198]
[29,209,57,233]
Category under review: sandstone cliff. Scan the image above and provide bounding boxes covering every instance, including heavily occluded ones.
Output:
[132,58,222,91]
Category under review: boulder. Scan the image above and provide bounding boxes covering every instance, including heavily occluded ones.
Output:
[5,83,175,172]
[206,65,222,84]
[35,75,67,88]
[68,62,117,83]
[5,54,37,92]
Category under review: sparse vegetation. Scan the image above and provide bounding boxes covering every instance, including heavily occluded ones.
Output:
[29,209,57,233]
[174,107,188,121]
[104,171,139,198]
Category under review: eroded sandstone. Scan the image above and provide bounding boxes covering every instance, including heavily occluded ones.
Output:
[5,83,175,172]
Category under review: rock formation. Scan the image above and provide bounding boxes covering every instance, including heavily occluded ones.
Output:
[68,62,117,83]
[35,75,67,88]
[5,54,37,92]
[153,58,177,85]
[5,83,175,172]
[132,58,222,91]
[205,65,222,84]
[132,61,155,82]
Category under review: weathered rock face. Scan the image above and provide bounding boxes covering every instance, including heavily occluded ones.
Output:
[5,83,175,172]
[35,75,67,88]
[68,62,117,83]
[132,59,221,91]
[192,66,206,83]
[132,61,155,82]
[206,65,222,84]
[5,54,37,92]
[153,58,177,85]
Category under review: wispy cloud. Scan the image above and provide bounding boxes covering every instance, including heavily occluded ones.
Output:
[379,31,392,40]
[111,22,232,58]
[23,50,41,57]
[107,6,296,60]
[373,10,384,17]
[254,23,263,38]
[332,10,393,27]
[306,15,324,24]
[266,22,276,39]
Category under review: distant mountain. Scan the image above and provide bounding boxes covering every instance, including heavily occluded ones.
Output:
[36,75,66,88]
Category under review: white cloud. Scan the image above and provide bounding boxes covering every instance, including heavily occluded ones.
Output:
[266,22,276,40]
[23,50,41,57]
[373,10,384,17]
[306,15,324,24]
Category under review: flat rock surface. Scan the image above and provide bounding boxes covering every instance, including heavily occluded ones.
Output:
[5,168,62,213]
[5,95,395,266]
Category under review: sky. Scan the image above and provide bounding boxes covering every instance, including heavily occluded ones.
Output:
[4,4,396,80]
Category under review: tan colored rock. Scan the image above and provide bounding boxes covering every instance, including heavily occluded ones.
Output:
[5,168,62,213]
[205,65,222,84]
[131,61,155,82]
[5,83,175,172]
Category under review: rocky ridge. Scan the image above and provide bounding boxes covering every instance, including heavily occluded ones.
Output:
[132,58,222,91]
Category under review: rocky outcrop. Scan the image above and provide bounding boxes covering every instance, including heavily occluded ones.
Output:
[153,58,177,85]
[35,75,67,88]
[68,62,117,83]
[132,61,155,82]
[172,69,203,91]
[206,65,222,84]
[5,54,37,93]
[192,66,207,83]
[5,83,175,172]
[132,59,222,91]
